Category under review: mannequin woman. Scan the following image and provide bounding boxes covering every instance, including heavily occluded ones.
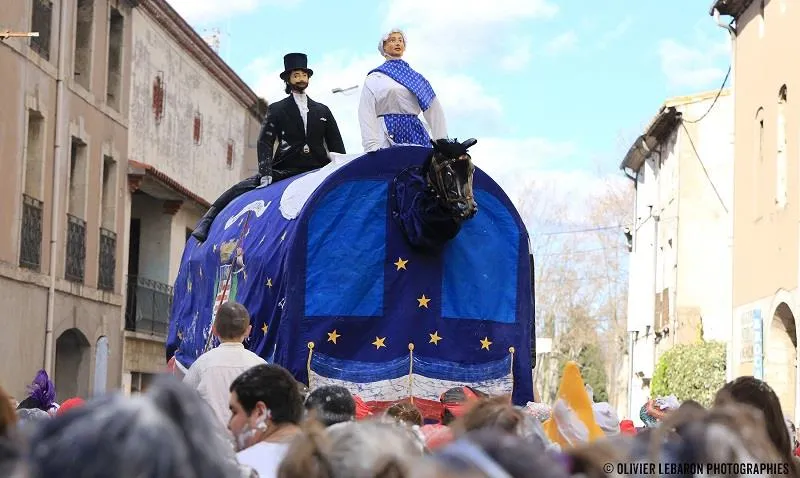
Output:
[358,29,448,152]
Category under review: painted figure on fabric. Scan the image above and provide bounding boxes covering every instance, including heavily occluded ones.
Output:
[191,52,346,242]
[358,29,448,152]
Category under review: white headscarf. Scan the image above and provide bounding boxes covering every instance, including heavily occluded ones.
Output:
[378,29,407,58]
[592,402,620,435]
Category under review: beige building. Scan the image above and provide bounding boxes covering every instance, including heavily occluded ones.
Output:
[121,0,263,393]
[711,0,800,418]
[620,90,734,423]
[0,0,133,399]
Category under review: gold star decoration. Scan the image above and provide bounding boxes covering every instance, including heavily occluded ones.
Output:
[429,331,442,345]
[261,323,268,334]
[372,336,387,349]
[266,278,273,288]
[394,257,408,270]
[417,295,430,308]
[480,337,493,350]
[177,330,184,340]
[327,330,341,344]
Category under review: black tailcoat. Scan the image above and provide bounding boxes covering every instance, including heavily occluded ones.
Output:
[257,95,346,181]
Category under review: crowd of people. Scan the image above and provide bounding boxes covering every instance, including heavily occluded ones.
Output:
[2,304,800,478]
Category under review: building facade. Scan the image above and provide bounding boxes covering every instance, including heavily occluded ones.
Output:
[121,0,263,393]
[712,0,800,419]
[620,90,734,423]
[0,0,133,399]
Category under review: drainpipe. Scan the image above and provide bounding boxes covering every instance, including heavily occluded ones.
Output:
[713,7,736,383]
[44,0,70,375]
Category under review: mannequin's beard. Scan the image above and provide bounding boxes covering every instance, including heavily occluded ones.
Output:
[290,81,308,93]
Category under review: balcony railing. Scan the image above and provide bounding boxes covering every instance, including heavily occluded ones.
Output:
[98,228,116,291]
[20,194,43,271]
[65,214,86,282]
[125,276,173,337]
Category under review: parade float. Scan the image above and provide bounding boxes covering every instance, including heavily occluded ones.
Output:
[166,140,536,418]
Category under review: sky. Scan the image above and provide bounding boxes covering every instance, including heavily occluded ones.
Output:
[168,0,731,227]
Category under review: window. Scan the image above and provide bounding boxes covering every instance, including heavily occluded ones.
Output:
[193,112,203,145]
[106,7,124,110]
[68,138,88,218]
[755,107,765,218]
[30,0,53,61]
[777,86,788,208]
[73,0,94,89]
[100,155,117,230]
[226,140,235,168]
[24,111,45,200]
[20,110,45,270]
[152,73,165,124]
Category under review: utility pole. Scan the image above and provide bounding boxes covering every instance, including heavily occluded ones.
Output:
[0,30,39,41]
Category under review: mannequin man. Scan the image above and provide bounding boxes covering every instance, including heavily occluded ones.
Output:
[191,52,346,242]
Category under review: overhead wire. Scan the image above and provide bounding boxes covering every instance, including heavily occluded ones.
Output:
[683,65,731,124]
[679,121,729,213]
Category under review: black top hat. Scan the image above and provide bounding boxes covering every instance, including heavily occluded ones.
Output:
[280,53,314,80]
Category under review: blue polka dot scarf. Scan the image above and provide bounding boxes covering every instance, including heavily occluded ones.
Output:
[370,59,436,111]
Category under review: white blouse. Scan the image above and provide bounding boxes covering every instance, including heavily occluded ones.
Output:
[358,71,447,152]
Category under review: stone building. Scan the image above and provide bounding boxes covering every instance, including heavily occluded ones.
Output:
[121,0,263,393]
[0,0,133,399]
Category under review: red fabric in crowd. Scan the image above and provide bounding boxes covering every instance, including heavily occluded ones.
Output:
[421,424,453,450]
[57,397,85,416]
[353,395,373,419]
[794,446,800,457]
[619,419,636,435]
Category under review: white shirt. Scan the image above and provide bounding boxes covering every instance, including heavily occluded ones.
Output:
[183,342,266,428]
[236,441,291,478]
[292,92,309,133]
[358,71,447,152]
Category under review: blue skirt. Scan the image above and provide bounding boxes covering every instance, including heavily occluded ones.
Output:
[382,114,431,147]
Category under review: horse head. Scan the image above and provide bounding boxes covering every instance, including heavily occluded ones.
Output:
[425,138,478,221]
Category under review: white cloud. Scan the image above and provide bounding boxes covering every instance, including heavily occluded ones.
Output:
[167,0,301,25]
[499,39,534,72]
[544,31,577,55]
[597,17,632,50]
[659,33,730,90]
[381,0,558,70]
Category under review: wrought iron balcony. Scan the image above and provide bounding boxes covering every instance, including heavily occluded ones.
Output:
[20,194,43,271]
[98,228,116,291]
[65,214,86,282]
[125,276,173,337]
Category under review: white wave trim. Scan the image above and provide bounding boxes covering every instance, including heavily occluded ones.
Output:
[279,152,364,220]
[308,370,513,402]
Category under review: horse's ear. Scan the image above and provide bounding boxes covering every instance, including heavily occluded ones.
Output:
[462,138,477,149]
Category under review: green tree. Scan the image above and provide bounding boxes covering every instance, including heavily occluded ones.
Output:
[650,341,726,407]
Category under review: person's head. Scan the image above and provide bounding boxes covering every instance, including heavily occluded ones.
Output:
[55,397,85,417]
[304,385,355,427]
[26,377,244,478]
[455,396,525,437]
[385,401,423,427]
[440,386,485,425]
[380,29,406,59]
[715,376,793,459]
[17,370,56,413]
[212,301,251,342]
[278,420,423,478]
[228,364,303,450]
[420,428,567,478]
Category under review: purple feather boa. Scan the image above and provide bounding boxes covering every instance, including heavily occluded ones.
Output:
[27,369,56,410]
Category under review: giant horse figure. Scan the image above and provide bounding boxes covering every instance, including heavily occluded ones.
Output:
[167,139,536,418]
